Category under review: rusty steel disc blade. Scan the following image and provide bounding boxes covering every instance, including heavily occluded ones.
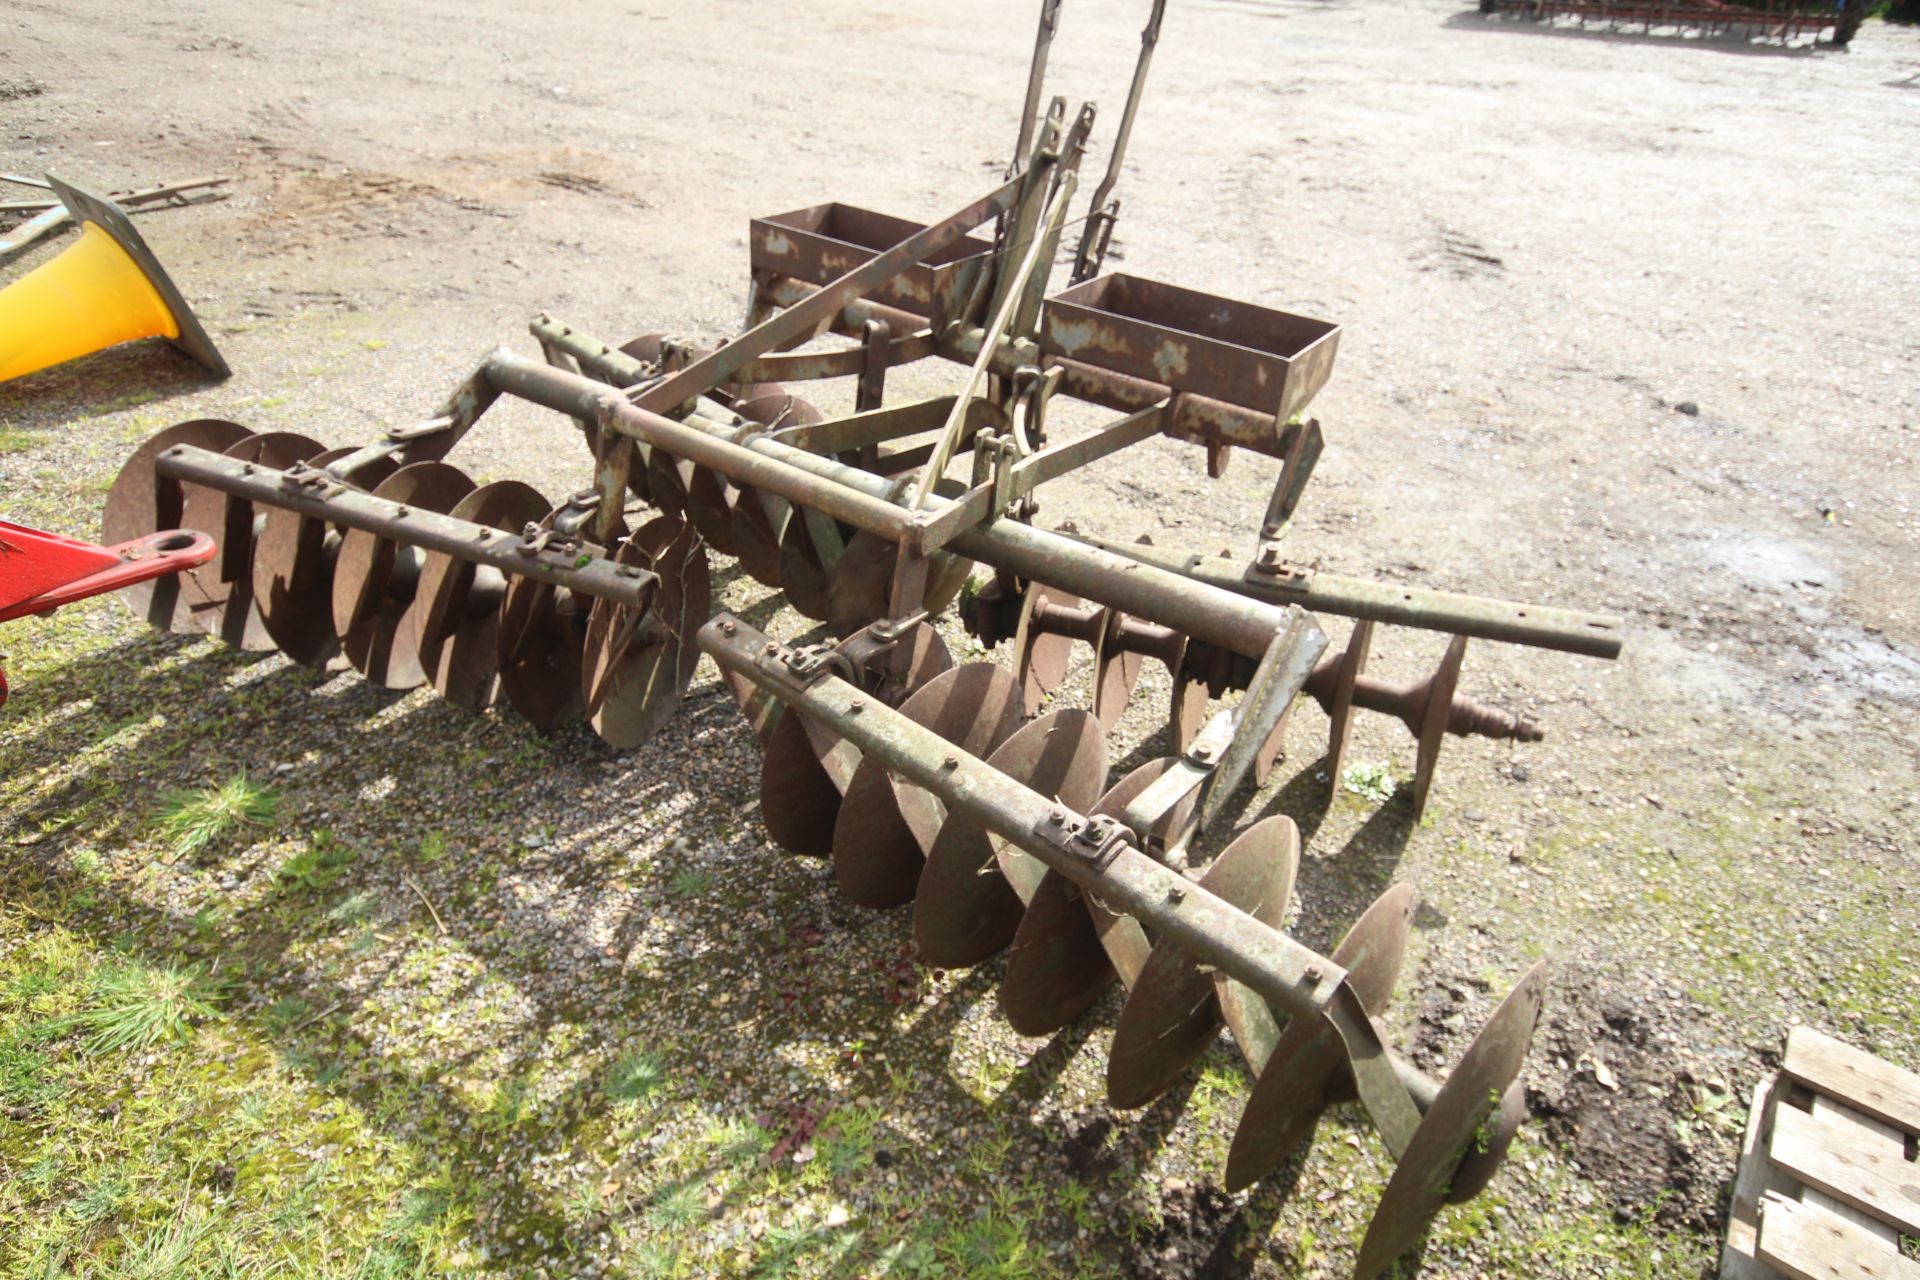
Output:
[1091,612,1147,731]
[775,511,848,623]
[330,462,475,690]
[1014,584,1081,715]
[646,447,691,518]
[1105,815,1300,1111]
[683,465,738,556]
[615,336,666,503]
[913,709,1107,969]
[176,431,326,651]
[1325,619,1374,784]
[101,419,253,634]
[495,511,625,731]
[1446,1080,1528,1204]
[582,515,711,749]
[832,663,1022,909]
[866,621,953,708]
[824,530,973,640]
[720,663,780,746]
[1170,660,1211,751]
[734,392,824,429]
[727,380,786,406]
[253,447,400,667]
[730,485,787,587]
[1000,757,1189,1036]
[1354,963,1546,1280]
[759,707,848,856]
[1223,882,1415,1193]
[1412,634,1469,821]
[402,480,548,708]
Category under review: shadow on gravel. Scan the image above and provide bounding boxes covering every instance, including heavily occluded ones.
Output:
[1443,8,1830,56]
[3,623,1365,1275]
[0,340,225,427]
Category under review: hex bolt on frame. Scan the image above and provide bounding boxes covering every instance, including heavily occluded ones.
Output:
[98,2,1621,1271]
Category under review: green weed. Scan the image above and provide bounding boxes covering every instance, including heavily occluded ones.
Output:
[58,960,222,1054]
[155,773,279,860]
[607,1049,665,1105]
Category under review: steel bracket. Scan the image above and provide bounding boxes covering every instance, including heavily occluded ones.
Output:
[782,643,855,687]
[1033,809,1130,874]
[1248,546,1313,590]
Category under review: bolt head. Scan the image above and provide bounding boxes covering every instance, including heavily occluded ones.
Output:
[1048,808,1066,825]
[1305,963,1324,981]
[722,621,736,636]
[943,753,958,769]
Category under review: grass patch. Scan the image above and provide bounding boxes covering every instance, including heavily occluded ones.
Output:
[56,959,222,1054]
[154,773,279,860]
[0,425,47,454]
[607,1049,665,1105]
[276,829,356,894]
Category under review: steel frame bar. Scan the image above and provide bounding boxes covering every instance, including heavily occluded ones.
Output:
[487,350,1307,662]
[518,322,1620,659]
[152,446,658,609]
[701,611,1343,1014]
[1077,533,1624,658]
[699,611,1428,1150]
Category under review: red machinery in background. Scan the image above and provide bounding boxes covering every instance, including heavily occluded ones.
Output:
[0,519,214,708]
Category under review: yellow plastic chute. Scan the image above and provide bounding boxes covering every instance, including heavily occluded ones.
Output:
[0,175,227,385]
[0,222,181,383]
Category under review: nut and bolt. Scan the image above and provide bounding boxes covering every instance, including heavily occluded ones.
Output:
[764,642,779,654]
[1166,882,1187,903]
[849,698,865,713]
[395,505,411,518]
[943,754,959,769]
[1048,808,1066,825]
[722,621,737,636]
[1305,963,1324,981]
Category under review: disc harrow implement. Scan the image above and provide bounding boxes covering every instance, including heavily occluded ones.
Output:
[92,2,1625,1270]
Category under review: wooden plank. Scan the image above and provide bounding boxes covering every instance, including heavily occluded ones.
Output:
[1756,1191,1920,1280]
[1784,1027,1920,1137]
[1769,1104,1920,1234]
[1723,1073,1794,1280]
[1808,1093,1905,1246]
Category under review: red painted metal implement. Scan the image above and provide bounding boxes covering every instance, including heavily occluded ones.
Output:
[0,518,214,625]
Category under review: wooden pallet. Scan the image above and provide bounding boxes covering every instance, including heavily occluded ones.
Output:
[1722,1027,1920,1280]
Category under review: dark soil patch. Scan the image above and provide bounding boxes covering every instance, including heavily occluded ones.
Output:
[1123,1177,1243,1280]
[1525,966,1721,1233]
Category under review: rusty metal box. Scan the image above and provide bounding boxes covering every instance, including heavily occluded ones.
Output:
[749,203,995,326]
[1038,273,1339,420]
